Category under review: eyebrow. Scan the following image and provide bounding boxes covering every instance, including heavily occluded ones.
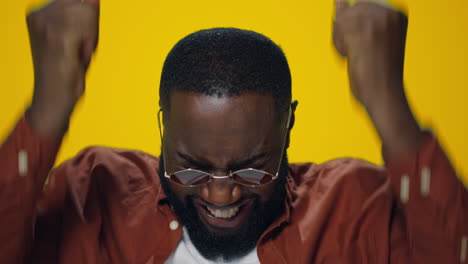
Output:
[177,152,211,169]
[177,152,268,171]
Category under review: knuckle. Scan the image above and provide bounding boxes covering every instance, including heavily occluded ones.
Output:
[26,11,35,23]
[27,12,46,32]
[359,7,388,33]
[393,10,408,26]
[27,2,99,47]
[64,4,98,31]
[26,10,40,25]
[81,5,100,26]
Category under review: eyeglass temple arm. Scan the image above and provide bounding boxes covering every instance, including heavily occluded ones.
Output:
[274,106,292,178]
[158,108,164,141]
[159,108,171,178]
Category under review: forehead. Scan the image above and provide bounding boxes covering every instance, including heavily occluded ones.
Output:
[163,91,282,164]
[167,90,276,122]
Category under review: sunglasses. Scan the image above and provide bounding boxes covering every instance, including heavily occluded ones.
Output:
[158,106,291,187]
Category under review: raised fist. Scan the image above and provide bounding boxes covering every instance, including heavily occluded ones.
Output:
[27,0,100,135]
[333,0,408,109]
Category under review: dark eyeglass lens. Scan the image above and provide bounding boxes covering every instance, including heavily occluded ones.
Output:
[172,170,210,185]
[233,170,272,185]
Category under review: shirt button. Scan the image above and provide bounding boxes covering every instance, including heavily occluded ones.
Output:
[18,150,28,177]
[169,220,179,230]
[400,174,410,204]
[420,167,431,196]
[461,235,467,263]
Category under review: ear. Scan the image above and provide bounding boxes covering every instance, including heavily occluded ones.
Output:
[284,100,298,150]
[288,100,299,131]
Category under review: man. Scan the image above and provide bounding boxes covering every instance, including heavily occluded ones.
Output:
[0,0,466,263]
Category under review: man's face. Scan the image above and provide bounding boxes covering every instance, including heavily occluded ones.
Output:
[159,91,291,260]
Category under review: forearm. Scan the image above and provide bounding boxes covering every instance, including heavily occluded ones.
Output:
[333,1,467,261]
[28,95,74,137]
[367,84,468,262]
[385,129,468,263]
[363,82,424,158]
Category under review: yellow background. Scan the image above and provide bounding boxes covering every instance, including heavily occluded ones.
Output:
[1,0,467,184]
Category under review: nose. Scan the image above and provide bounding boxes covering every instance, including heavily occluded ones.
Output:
[200,179,242,206]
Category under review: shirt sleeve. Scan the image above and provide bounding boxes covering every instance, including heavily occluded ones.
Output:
[0,113,64,263]
[30,146,107,264]
[384,131,468,263]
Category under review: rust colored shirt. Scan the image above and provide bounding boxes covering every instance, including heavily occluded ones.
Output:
[0,115,467,264]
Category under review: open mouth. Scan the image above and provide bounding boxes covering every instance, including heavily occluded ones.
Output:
[194,199,253,230]
[207,206,240,218]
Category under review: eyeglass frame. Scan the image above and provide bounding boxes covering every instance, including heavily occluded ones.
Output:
[157,105,292,187]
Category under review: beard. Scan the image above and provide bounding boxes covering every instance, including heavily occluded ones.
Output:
[158,154,289,261]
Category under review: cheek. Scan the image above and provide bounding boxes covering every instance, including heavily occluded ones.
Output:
[254,182,277,203]
[168,178,278,204]
[168,181,193,204]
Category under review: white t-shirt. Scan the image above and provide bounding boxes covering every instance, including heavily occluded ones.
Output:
[165,227,260,264]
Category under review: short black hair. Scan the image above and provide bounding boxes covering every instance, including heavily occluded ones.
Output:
[159,27,292,112]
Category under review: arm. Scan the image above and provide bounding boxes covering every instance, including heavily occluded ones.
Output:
[0,0,99,262]
[0,115,63,263]
[333,0,468,262]
[385,131,468,263]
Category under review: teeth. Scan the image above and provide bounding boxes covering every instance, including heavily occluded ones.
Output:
[207,206,240,218]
